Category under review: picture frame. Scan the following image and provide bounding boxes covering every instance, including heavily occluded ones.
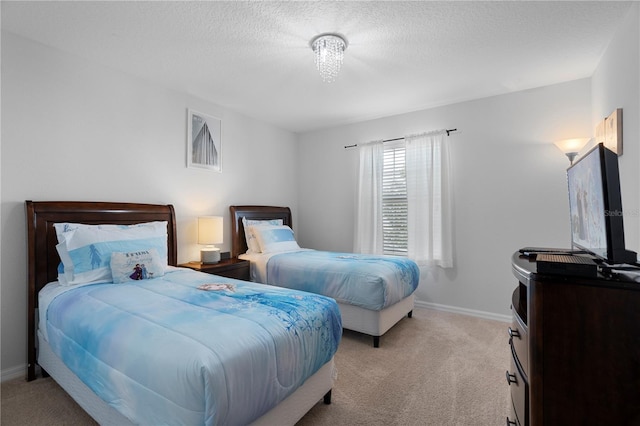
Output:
[187,109,222,172]
[604,108,622,156]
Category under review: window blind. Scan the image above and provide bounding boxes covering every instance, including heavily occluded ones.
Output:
[382,141,408,255]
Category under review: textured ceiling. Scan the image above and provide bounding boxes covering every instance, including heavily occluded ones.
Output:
[2,1,633,133]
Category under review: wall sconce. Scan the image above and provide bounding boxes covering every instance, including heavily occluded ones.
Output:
[198,216,223,264]
[554,138,592,165]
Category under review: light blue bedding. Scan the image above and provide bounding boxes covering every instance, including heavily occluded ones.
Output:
[45,268,342,425]
[266,251,420,311]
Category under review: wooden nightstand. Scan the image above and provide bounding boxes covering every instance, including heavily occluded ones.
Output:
[179,258,250,281]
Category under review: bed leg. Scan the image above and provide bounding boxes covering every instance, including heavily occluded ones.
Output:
[323,390,332,405]
[408,310,413,318]
[27,364,37,382]
[41,368,50,378]
[373,336,380,348]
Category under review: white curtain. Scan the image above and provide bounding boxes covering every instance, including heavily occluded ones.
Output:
[405,130,453,267]
[354,140,384,254]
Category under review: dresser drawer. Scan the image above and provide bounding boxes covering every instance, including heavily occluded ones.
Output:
[507,352,528,426]
[507,400,520,426]
[510,308,528,378]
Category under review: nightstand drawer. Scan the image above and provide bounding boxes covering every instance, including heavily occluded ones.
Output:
[215,265,250,281]
[179,258,250,281]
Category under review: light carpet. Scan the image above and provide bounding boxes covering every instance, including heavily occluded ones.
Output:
[1,308,511,425]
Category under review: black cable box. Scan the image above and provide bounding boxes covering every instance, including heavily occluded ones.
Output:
[536,253,598,278]
[519,247,579,256]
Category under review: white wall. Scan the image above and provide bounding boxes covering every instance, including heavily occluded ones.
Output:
[1,33,299,379]
[296,3,640,320]
[298,79,593,318]
[591,3,640,253]
[2,4,638,381]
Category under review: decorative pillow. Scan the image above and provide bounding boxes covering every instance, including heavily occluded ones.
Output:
[54,221,168,276]
[249,224,300,254]
[242,217,283,253]
[55,222,168,286]
[110,248,165,284]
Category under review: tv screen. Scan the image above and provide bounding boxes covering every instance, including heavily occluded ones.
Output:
[567,143,636,264]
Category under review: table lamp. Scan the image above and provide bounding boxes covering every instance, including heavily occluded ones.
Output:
[198,216,223,263]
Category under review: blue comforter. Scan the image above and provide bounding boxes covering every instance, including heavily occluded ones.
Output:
[45,268,342,425]
[266,251,420,310]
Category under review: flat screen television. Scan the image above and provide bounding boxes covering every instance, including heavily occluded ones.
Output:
[567,143,637,264]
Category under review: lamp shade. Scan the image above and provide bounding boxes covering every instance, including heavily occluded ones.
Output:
[198,216,223,245]
[554,138,591,154]
[554,137,592,164]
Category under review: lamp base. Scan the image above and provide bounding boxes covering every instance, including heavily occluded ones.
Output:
[201,248,221,264]
[566,152,578,165]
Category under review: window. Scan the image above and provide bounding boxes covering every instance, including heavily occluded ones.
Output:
[382,141,408,255]
[355,130,452,267]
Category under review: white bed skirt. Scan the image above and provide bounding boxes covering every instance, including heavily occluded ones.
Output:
[338,294,414,337]
[37,330,334,425]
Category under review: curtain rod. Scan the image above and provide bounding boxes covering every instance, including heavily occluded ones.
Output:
[344,128,458,149]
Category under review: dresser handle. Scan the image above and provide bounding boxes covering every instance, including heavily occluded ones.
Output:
[508,327,521,339]
[506,417,517,426]
[506,370,518,385]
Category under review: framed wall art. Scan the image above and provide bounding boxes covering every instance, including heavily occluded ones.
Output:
[604,108,622,155]
[187,109,222,172]
[595,108,622,156]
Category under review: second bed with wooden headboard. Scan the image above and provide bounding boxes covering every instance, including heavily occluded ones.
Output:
[230,205,420,347]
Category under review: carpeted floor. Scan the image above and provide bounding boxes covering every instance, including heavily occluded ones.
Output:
[1,308,511,425]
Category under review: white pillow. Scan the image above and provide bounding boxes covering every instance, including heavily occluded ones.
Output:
[242,217,283,253]
[54,221,166,244]
[55,222,168,286]
[110,248,165,284]
[249,224,300,254]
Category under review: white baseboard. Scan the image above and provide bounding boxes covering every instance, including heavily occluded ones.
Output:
[1,363,26,383]
[415,300,511,323]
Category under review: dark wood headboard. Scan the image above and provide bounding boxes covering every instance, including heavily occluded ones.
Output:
[25,200,177,381]
[229,205,292,258]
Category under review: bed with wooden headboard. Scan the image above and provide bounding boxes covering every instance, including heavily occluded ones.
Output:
[230,205,418,348]
[26,201,178,382]
[26,200,337,426]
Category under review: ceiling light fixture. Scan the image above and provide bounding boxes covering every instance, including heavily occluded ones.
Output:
[310,33,348,83]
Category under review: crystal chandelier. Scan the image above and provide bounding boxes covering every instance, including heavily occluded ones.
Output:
[310,33,348,83]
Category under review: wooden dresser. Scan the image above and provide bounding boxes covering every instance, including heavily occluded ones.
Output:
[508,252,640,426]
